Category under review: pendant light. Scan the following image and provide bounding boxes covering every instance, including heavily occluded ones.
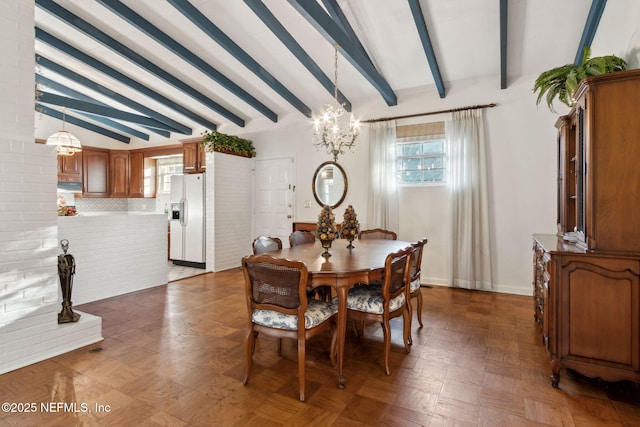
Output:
[47,107,82,156]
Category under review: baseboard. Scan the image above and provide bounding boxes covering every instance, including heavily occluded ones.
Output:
[421,277,532,296]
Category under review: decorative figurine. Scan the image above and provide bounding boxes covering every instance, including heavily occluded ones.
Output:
[57,239,80,323]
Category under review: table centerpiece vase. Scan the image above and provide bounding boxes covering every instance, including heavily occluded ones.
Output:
[317,205,337,258]
[341,205,360,249]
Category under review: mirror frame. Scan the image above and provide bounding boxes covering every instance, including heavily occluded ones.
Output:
[312,161,348,209]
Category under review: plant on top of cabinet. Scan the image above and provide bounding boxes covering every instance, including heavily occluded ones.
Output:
[533,46,626,112]
[200,130,256,158]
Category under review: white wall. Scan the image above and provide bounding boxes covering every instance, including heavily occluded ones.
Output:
[0,0,102,375]
[243,74,559,295]
[206,152,253,271]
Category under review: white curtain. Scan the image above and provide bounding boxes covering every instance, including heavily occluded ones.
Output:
[447,109,492,290]
[367,120,398,232]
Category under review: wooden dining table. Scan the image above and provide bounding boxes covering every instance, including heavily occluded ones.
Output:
[270,238,413,388]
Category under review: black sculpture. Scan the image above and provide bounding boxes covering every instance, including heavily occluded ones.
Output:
[57,239,80,324]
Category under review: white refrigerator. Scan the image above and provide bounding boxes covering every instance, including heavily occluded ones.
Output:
[169,173,205,268]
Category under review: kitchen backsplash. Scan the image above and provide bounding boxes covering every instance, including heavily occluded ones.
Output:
[74,198,157,212]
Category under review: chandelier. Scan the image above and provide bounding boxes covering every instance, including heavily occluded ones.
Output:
[313,44,359,162]
[46,108,82,156]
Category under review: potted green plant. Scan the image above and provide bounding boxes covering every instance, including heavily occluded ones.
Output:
[200,130,256,158]
[533,46,626,112]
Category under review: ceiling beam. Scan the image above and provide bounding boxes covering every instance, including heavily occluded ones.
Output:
[37,55,185,135]
[287,0,397,106]
[36,103,130,143]
[500,0,508,89]
[574,0,608,65]
[35,0,244,127]
[320,0,372,65]
[97,0,277,123]
[167,0,311,118]
[36,74,154,140]
[408,0,445,98]
[35,27,217,131]
[39,92,176,131]
[243,0,351,111]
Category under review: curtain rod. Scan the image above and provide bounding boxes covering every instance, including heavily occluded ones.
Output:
[360,102,497,124]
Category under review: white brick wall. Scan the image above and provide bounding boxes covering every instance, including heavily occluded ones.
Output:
[206,152,253,272]
[57,214,168,304]
[0,0,102,375]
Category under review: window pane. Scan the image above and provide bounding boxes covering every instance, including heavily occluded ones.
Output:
[402,170,422,183]
[422,156,443,170]
[423,141,444,154]
[423,169,444,182]
[403,143,422,156]
[402,157,421,171]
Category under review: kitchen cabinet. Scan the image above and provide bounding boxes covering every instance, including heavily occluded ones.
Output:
[128,151,144,198]
[110,150,130,197]
[82,147,110,197]
[182,141,206,173]
[57,152,82,183]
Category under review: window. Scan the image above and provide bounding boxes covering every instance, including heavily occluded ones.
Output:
[396,122,446,185]
[155,156,183,194]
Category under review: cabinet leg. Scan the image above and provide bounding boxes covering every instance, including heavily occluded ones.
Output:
[550,358,561,388]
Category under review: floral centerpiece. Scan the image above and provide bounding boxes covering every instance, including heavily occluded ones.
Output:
[316,205,337,257]
[340,205,360,249]
[57,205,77,216]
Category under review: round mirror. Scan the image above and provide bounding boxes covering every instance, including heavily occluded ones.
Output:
[312,161,348,208]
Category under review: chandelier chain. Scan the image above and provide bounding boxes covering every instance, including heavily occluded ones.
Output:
[333,45,339,101]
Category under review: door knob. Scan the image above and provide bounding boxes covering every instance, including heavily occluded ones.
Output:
[287,215,292,219]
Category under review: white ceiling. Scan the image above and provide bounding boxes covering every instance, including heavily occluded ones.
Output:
[33,0,623,148]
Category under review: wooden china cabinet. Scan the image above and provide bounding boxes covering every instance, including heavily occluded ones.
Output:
[533,69,640,387]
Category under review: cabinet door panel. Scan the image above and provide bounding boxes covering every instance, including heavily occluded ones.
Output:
[110,151,130,197]
[82,149,109,197]
[183,143,198,173]
[129,152,144,198]
[561,258,639,369]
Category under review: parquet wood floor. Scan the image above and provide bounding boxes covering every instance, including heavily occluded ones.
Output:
[2,269,639,426]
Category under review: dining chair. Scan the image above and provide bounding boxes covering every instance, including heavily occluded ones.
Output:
[289,230,316,247]
[358,228,398,240]
[241,253,338,402]
[289,230,332,301]
[251,235,283,254]
[346,246,412,375]
[408,237,428,344]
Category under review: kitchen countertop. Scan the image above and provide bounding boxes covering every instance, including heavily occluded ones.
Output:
[62,211,168,217]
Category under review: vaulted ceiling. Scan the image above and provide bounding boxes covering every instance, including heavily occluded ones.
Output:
[34,0,610,147]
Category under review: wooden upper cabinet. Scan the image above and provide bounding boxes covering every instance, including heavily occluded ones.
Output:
[110,150,130,198]
[182,141,205,173]
[57,152,83,183]
[82,147,110,197]
[129,151,144,198]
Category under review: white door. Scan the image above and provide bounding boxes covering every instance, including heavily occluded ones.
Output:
[254,158,294,246]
